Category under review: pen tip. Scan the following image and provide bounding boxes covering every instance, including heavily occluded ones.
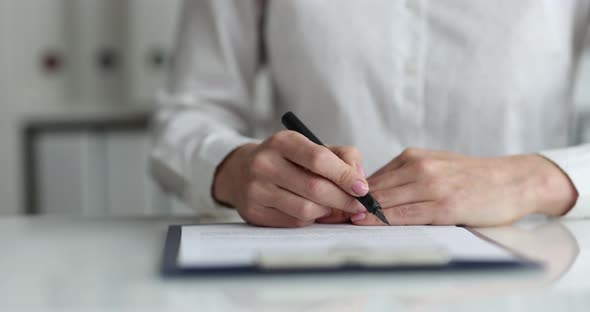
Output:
[374,209,391,226]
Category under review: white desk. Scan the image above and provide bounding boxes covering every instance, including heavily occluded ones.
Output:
[1,216,589,312]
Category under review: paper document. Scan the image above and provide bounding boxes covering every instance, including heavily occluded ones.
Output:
[178,224,516,268]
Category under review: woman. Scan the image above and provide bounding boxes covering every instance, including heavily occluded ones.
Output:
[151,0,589,227]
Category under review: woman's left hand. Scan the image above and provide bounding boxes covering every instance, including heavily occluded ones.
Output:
[350,148,578,227]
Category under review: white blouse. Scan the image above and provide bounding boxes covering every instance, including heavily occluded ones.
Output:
[151,0,590,219]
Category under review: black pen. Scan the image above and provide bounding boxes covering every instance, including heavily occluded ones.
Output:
[281,111,391,226]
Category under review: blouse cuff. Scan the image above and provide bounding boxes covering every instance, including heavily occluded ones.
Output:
[540,145,590,219]
[187,133,260,219]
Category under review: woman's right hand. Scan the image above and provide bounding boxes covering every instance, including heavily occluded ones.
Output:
[213,130,369,227]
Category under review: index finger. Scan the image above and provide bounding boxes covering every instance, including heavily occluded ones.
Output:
[270,131,369,197]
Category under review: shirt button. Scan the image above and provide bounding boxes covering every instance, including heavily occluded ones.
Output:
[405,62,417,75]
[404,0,418,10]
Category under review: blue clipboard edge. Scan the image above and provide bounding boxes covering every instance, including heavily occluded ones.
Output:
[160,224,542,277]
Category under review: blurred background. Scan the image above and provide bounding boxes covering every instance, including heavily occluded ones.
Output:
[1,0,590,217]
[0,0,184,216]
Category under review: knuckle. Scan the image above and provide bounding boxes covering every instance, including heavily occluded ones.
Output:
[308,147,330,171]
[396,205,412,218]
[343,146,362,160]
[304,177,326,196]
[296,201,317,220]
[266,130,291,147]
[265,133,281,148]
[336,166,353,186]
[249,153,272,177]
[412,158,435,175]
[401,147,423,160]
[395,204,422,221]
[371,190,386,206]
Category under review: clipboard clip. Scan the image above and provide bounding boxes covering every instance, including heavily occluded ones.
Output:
[256,247,452,270]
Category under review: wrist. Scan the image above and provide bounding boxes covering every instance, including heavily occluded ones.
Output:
[521,154,578,216]
[212,143,258,207]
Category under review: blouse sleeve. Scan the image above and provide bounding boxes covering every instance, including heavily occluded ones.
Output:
[150,0,264,218]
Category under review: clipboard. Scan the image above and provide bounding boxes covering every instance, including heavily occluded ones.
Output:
[161,224,541,277]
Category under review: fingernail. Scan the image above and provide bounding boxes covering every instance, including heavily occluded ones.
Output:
[350,212,367,222]
[356,163,366,178]
[352,179,369,196]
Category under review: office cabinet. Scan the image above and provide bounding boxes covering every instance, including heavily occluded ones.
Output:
[65,0,125,104]
[25,113,191,216]
[104,130,173,216]
[124,0,181,104]
[4,0,70,108]
[65,0,182,105]
[1,0,181,107]
[36,131,107,215]
[0,0,182,214]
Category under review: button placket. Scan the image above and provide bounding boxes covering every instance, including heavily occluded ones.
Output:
[401,0,426,146]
